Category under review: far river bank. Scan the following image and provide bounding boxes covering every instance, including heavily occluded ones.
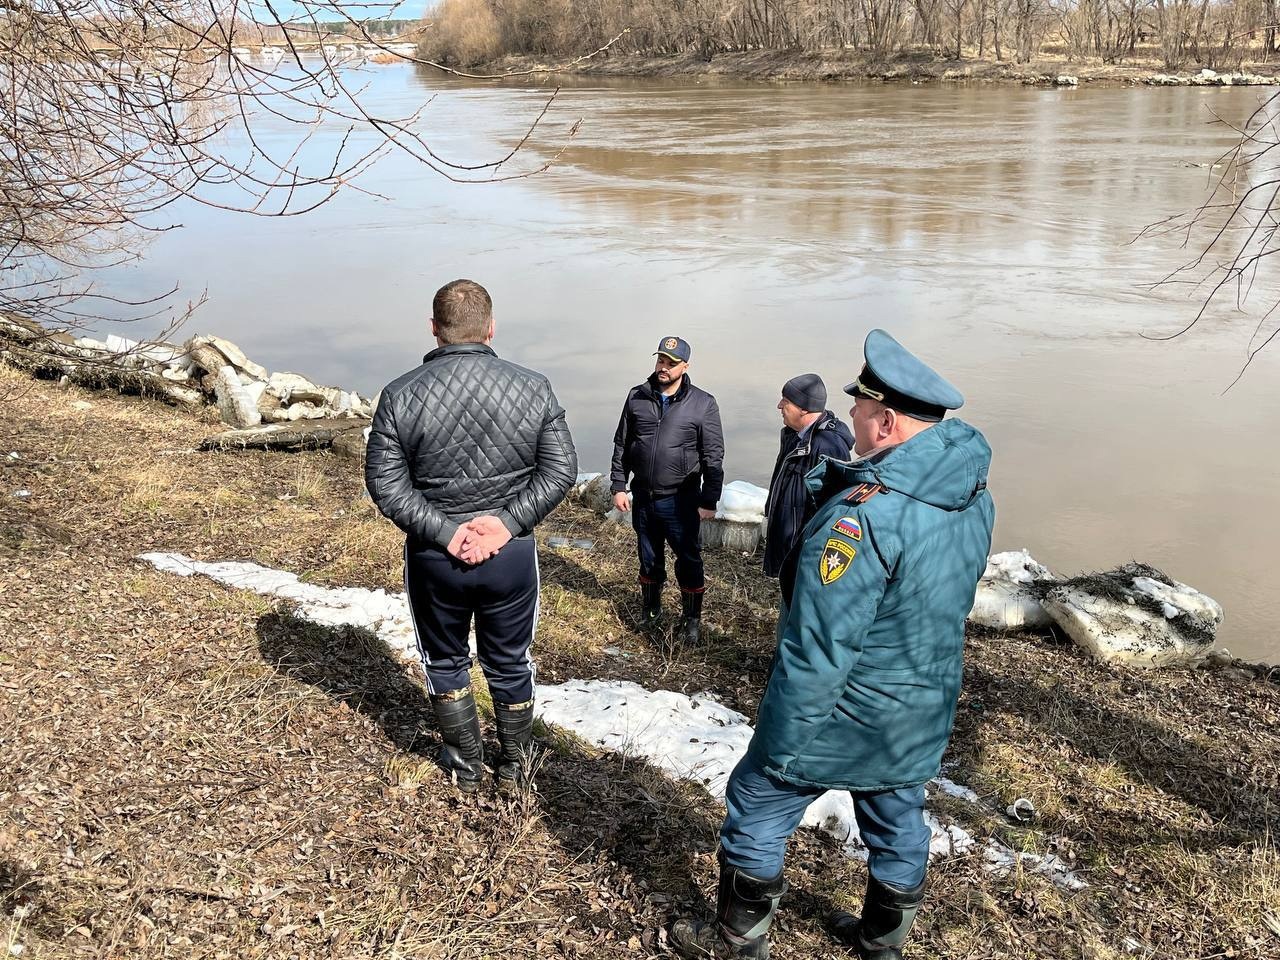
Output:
[456,47,1280,86]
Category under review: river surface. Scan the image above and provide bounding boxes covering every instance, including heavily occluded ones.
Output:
[102,64,1280,661]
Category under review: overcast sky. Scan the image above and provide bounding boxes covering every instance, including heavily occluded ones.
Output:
[251,1,429,22]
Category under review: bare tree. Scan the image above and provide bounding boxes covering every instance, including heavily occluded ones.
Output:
[0,0,608,358]
[1138,93,1280,382]
[1152,0,1198,66]
[944,0,969,55]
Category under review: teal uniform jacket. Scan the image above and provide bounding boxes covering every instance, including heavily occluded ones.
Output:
[749,418,995,792]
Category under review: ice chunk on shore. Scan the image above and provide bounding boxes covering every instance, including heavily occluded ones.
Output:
[716,480,769,523]
[968,550,1056,631]
[1043,563,1222,669]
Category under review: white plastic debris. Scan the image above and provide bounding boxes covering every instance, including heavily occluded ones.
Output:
[13,490,31,498]
[1006,798,1036,822]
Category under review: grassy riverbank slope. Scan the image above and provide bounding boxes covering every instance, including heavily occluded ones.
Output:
[461,48,1280,85]
[2,362,1279,959]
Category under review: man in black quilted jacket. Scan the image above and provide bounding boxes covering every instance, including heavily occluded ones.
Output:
[365,279,577,792]
[610,336,725,645]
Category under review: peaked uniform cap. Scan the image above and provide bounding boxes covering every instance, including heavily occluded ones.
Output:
[844,328,964,422]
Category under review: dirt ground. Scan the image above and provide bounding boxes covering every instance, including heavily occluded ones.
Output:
[2,363,1279,959]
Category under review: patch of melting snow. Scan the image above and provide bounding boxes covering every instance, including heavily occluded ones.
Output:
[140,552,1085,891]
[933,776,982,804]
[540,679,1084,890]
[139,552,422,661]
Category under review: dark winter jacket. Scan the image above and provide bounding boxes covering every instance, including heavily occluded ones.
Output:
[365,342,578,549]
[750,419,995,792]
[762,411,853,578]
[610,374,725,509]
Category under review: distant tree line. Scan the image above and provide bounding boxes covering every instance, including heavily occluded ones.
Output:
[420,0,1280,70]
[315,17,422,37]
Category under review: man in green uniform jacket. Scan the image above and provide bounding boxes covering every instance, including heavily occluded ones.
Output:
[673,329,995,960]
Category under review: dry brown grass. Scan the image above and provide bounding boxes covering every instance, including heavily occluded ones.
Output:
[3,362,1280,958]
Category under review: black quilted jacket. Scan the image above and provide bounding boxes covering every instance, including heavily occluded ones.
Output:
[610,374,724,508]
[365,343,578,549]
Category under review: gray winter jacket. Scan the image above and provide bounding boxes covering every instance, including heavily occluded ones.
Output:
[365,342,578,549]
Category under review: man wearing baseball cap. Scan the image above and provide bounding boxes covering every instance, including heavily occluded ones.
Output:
[673,329,994,959]
[610,336,725,645]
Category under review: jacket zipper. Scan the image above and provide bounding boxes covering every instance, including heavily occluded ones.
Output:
[648,388,666,487]
[766,433,812,525]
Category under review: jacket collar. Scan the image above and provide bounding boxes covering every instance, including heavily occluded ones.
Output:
[784,409,838,456]
[643,372,691,401]
[423,342,496,364]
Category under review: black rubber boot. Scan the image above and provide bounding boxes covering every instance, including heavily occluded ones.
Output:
[679,589,704,645]
[494,697,535,790]
[671,853,787,959]
[829,874,926,959]
[430,687,485,792]
[640,579,663,626]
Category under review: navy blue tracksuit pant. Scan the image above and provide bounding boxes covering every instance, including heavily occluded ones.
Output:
[404,535,539,704]
[632,485,705,593]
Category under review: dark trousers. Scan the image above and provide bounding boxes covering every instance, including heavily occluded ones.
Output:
[403,535,539,705]
[632,487,705,592]
[720,751,931,889]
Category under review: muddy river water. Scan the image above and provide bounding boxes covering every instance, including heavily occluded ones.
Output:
[107,65,1280,661]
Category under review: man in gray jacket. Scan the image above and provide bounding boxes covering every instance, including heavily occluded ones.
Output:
[365,279,577,792]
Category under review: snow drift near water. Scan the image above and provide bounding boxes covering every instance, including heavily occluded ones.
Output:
[140,551,1085,891]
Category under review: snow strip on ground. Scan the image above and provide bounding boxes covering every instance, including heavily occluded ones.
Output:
[140,552,1085,891]
[140,553,425,661]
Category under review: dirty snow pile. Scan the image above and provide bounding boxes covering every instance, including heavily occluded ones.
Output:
[140,552,1085,891]
[1042,562,1224,668]
[967,550,1057,631]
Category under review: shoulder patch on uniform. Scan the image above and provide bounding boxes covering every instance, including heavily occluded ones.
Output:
[843,482,884,505]
[832,516,862,541]
[820,538,856,585]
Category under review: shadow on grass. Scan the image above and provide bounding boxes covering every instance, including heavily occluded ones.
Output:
[531,739,727,934]
[255,611,435,755]
[962,659,1280,847]
[251,608,743,943]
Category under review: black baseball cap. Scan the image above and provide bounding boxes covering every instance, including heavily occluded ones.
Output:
[655,336,691,363]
